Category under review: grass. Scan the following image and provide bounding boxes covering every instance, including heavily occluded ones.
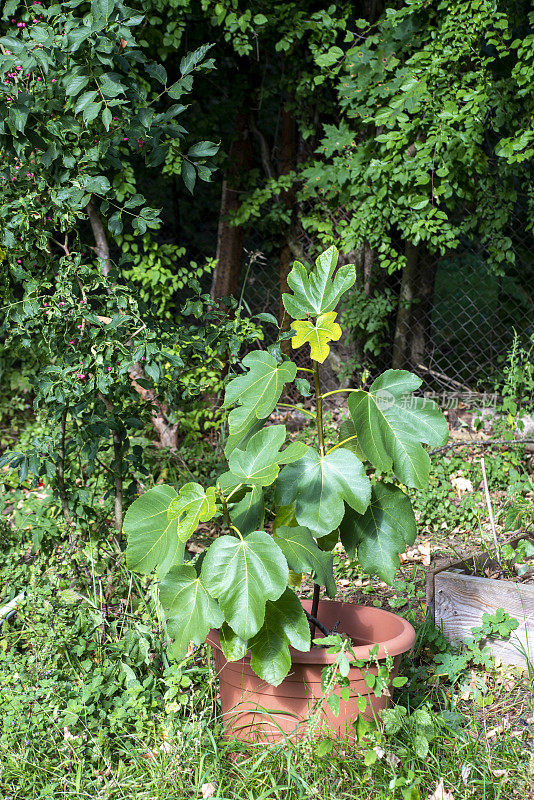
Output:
[1,686,532,800]
[2,541,532,800]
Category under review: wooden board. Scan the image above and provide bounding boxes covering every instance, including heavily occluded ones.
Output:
[433,571,534,668]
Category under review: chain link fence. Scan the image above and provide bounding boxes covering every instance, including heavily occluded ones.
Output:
[238,208,534,401]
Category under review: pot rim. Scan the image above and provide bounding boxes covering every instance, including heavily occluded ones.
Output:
[207,599,416,664]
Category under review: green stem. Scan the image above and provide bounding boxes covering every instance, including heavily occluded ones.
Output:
[310,360,324,639]
[320,388,358,400]
[221,494,232,532]
[326,435,359,455]
[230,524,244,541]
[313,361,325,457]
[225,483,244,503]
[276,402,316,419]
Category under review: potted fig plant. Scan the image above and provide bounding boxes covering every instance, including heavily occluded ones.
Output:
[124,246,448,741]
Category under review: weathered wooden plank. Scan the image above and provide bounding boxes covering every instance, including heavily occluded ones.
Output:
[434,571,534,668]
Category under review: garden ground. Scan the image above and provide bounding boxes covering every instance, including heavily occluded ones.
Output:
[1,401,533,800]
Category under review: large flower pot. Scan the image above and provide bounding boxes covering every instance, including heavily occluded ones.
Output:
[207,599,416,742]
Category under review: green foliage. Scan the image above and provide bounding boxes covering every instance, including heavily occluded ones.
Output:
[223,351,297,439]
[273,526,336,598]
[381,703,438,761]
[125,246,448,685]
[411,447,528,536]
[221,424,307,490]
[299,1,534,270]
[124,484,183,576]
[501,536,534,577]
[160,564,224,658]
[282,246,355,319]
[338,286,396,376]
[347,371,448,489]
[118,233,216,319]
[340,483,417,585]
[275,446,371,536]
[201,531,289,641]
[290,311,341,363]
[434,609,520,685]
[0,0,226,533]
[249,588,310,685]
[0,3,217,247]
[3,501,531,800]
[497,332,534,431]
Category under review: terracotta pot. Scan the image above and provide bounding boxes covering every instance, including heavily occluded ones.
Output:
[207,599,416,742]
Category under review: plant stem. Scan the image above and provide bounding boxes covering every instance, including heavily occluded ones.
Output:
[480,457,502,569]
[276,402,316,418]
[86,196,112,276]
[112,429,123,533]
[309,583,321,641]
[320,388,358,399]
[221,494,232,532]
[304,609,331,639]
[326,435,359,455]
[310,359,324,640]
[313,361,325,458]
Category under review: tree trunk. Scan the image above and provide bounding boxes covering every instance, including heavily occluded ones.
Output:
[86,201,180,451]
[129,363,180,450]
[363,0,386,22]
[409,249,438,368]
[348,242,377,373]
[363,242,376,299]
[86,197,112,276]
[210,110,253,300]
[392,242,419,369]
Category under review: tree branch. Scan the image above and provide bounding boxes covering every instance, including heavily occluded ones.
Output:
[251,118,275,180]
[86,197,112,276]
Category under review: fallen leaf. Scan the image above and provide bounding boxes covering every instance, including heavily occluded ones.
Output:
[202,783,216,799]
[427,778,455,800]
[187,542,206,555]
[485,720,510,739]
[451,476,473,494]
[418,541,431,566]
[461,763,472,785]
